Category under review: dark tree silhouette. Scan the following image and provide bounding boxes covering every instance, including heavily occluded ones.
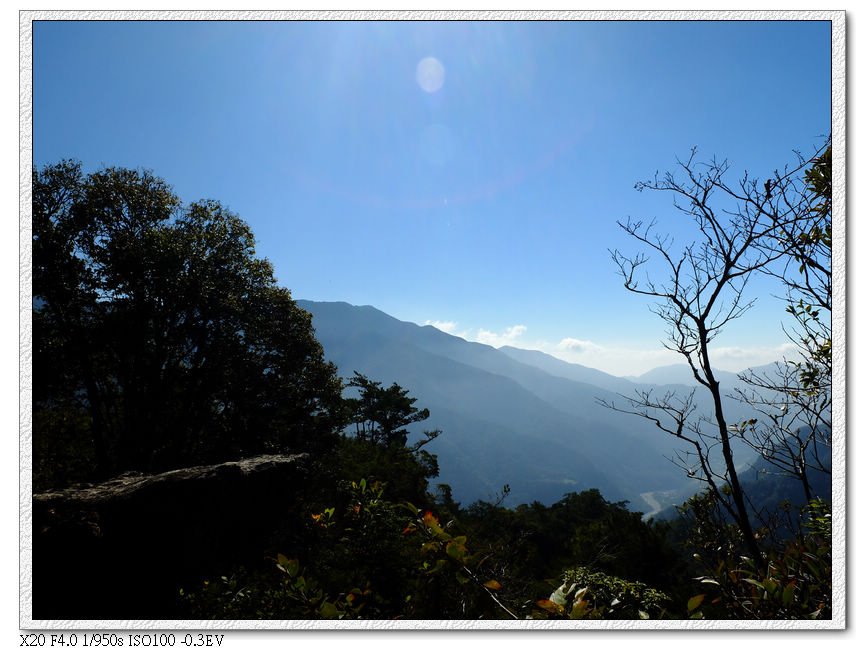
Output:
[33,161,344,485]
[344,371,434,449]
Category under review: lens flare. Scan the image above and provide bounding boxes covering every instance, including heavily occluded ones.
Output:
[416,56,445,93]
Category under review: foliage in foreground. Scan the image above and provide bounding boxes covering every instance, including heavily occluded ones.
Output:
[536,567,671,620]
[681,492,832,620]
[33,159,833,621]
[181,442,832,621]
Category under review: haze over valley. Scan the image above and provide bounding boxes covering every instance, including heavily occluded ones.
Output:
[299,299,770,511]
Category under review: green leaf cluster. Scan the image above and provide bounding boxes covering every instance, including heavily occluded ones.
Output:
[536,567,671,620]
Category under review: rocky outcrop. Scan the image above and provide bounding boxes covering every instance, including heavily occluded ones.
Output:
[32,454,310,620]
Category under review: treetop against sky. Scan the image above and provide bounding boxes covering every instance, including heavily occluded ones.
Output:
[32,19,831,376]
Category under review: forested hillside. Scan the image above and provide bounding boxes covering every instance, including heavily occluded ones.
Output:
[297,299,775,509]
[30,147,833,622]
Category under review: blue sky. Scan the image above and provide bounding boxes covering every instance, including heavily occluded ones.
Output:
[32,19,832,375]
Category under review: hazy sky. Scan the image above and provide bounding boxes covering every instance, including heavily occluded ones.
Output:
[32,19,832,376]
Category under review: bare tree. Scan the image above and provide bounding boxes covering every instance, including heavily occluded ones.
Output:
[732,361,830,505]
[734,144,832,507]
[602,145,828,567]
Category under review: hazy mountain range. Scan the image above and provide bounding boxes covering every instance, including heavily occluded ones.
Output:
[298,300,769,512]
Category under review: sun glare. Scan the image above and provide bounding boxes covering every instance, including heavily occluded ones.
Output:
[416,56,445,93]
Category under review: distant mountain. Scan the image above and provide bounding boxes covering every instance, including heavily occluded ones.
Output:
[736,430,832,510]
[498,346,638,394]
[649,424,831,523]
[652,466,831,524]
[297,300,761,510]
[629,364,741,387]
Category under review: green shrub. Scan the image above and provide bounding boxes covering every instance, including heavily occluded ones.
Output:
[535,567,671,620]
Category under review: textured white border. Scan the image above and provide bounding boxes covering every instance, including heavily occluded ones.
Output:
[829,6,847,635]
[18,9,847,632]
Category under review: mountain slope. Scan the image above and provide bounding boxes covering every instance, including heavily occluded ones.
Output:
[298,300,701,507]
[499,345,639,394]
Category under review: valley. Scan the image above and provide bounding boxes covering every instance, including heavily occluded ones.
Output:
[298,299,766,510]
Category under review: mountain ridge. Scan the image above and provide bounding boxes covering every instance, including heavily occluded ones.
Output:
[297,299,762,510]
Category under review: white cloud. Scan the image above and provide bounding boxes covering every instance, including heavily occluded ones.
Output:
[474,325,528,348]
[544,341,680,377]
[426,320,530,348]
[424,319,459,334]
[547,341,796,377]
[466,326,679,375]
[557,337,601,353]
[422,317,795,378]
[710,343,802,369]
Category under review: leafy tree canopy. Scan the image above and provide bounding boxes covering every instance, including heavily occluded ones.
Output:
[344,371,432,449]
[33,161,344,486]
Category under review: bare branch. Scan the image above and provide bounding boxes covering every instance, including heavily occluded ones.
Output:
[604,143,832,566]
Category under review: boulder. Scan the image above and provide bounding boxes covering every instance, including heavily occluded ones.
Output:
[32,454,310,620]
